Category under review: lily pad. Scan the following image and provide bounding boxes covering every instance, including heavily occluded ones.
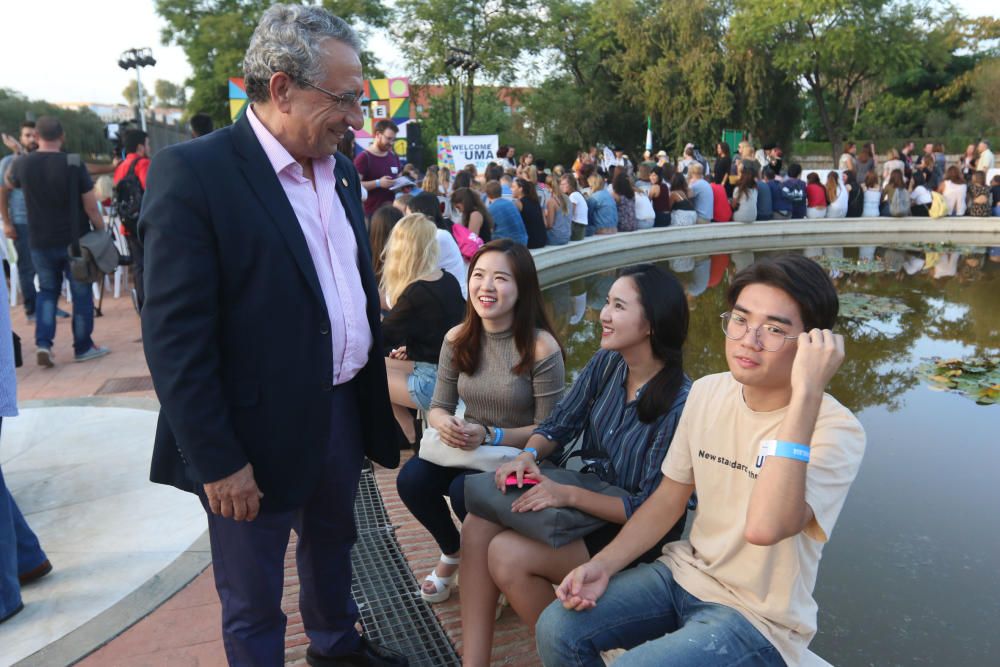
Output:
[917,356,1000,405]
[838,292,911,321]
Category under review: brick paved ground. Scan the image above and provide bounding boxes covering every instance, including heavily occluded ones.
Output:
[14,294,538,665]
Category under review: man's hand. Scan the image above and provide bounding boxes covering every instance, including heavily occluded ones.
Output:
[204,463,264,521]
[3,223,15,240]
[379,176,395,189]
[556,561,611,611]
[510,474,574,512]
[790,329,844,398]
[1,134,22,154]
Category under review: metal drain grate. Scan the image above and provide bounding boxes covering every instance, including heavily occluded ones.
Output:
[94,375,155,395]
[353,465,392,533]
[351,466,460,666]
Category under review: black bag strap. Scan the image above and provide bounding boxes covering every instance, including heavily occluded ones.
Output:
[67,153,82,257]
[122,156,143,187]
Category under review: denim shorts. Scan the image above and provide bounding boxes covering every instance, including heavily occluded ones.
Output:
[407,362,438,412]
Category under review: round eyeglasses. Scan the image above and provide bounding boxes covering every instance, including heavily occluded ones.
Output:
[719,311,799,352]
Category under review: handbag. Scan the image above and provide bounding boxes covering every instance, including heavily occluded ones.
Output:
[464,466,629,549]
[451,222,484,261]
[66,154,121,284]
[417,427,523,471]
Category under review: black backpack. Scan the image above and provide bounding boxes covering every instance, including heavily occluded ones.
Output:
[115,158,145,234]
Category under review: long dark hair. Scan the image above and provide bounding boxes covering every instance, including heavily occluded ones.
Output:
[369,204,403,282]
[452,239,562,376]
[612,171,635,199]
[408,191,451,233]
[515,177,540,204]
[450,187,493,239]
[615,265,688,423]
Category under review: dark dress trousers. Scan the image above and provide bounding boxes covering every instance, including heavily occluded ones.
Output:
[139,112,401,664]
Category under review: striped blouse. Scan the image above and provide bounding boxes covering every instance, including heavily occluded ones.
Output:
[535,349,690,518]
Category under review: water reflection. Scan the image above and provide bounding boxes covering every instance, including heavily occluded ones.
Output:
[543,245,1000,665]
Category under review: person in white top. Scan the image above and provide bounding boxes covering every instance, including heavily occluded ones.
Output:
[537,254,865,667]
[405,193,468,298]
[938,165,968,216]
[975,140,994,172]
[561,172,590,241]
[825,172,848,218]
[837,142,856,173]
[881,147,905,187]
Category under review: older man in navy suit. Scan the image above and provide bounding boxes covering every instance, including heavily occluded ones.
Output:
[140,5,406,666]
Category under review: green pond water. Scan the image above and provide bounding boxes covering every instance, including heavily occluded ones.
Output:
[542,245,1000,666]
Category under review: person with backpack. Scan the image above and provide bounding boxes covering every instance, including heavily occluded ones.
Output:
[779,163,808,219]
[113,129,151,311]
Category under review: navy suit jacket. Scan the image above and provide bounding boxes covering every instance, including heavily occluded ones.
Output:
[140,113,400,512]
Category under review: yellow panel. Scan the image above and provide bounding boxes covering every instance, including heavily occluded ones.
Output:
[389,98,404,117]
[370,78,390,100]
[230,99,247,121]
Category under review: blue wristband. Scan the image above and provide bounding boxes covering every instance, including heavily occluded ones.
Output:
[524,446,539,461]
[758,439,810,463]
[493,427,504,446]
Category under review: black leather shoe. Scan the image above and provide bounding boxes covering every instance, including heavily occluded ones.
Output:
[305,637,409,666]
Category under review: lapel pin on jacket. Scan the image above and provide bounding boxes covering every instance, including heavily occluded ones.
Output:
[341,177,348,188]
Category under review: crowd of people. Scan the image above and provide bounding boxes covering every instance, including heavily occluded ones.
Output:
[359,135,998,258]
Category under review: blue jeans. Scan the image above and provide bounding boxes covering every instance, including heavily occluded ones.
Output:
[395,456,473,555]
[536,561,785,667]
[1,418,49,618]
[31,246,95,355]
[12,224,36,316]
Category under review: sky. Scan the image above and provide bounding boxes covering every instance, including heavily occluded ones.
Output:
[0,0,995,106]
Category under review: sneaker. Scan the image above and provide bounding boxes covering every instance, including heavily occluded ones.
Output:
[56,308,70,319]
[74,346,110,363]
[37,348,54,368]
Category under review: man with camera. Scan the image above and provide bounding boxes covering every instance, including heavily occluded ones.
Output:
[8,116,110,367]
[113,129,151,311]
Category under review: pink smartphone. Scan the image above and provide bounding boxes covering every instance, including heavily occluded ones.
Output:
[505,474,539,487]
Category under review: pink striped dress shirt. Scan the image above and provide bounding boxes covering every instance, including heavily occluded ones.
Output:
[247,106,372,384]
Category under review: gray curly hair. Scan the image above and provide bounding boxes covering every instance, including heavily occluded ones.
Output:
[243,4,361,104]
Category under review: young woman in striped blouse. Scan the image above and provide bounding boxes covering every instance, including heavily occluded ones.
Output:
[459,264,692,666]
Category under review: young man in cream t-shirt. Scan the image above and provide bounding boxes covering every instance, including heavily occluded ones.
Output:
[536,254,866,666]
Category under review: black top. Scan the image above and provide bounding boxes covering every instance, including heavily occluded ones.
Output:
[381,272,465,363]
[519,198,548,249]
[713,156,731,184]
[10,151,94,249]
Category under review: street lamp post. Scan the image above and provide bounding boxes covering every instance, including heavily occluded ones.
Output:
[118,48,157,132]
[444,48,481,136]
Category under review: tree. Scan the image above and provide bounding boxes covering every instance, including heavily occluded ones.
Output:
[601,0,735,153]
[122,79,153,108]
[729,0,934,160]
[155,0,388,128]
[0,89,109,156]
[393,0,537,135]
[154,80,187,108]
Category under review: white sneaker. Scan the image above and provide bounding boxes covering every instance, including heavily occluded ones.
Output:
[74,346,111,363]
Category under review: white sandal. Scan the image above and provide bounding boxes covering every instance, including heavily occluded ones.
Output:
[421,554,460,603]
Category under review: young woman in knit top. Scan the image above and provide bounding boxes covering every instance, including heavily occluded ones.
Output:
[395,239,566,604]
[458,264,692,666]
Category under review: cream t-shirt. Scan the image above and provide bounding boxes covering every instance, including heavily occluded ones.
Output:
[659,372,865,665]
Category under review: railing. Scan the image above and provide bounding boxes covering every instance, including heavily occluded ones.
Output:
[531,218,1000,286]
